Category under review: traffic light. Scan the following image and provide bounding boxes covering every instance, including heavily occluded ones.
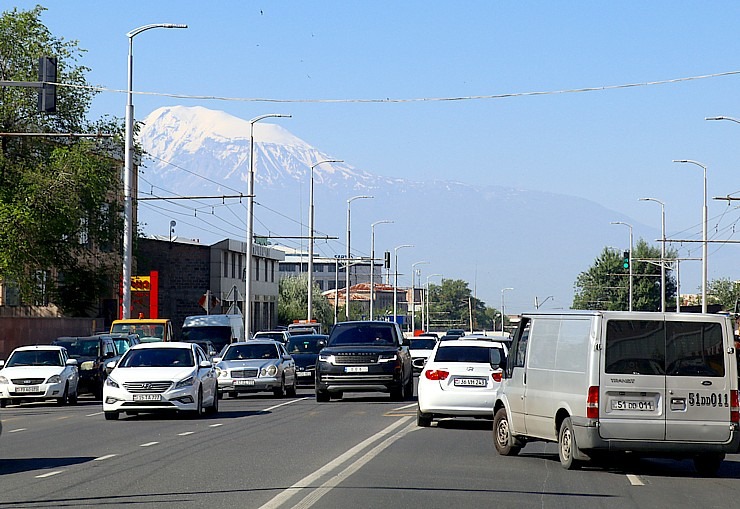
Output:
[622,251,630,270]
[384,251,391,269]
[37,56,57,113]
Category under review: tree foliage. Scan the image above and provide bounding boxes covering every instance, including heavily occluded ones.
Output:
[278,275,333,326]
[572,240,677,311]
[427,278,499,331]
[707,278,740,312]
[0,6,123,314]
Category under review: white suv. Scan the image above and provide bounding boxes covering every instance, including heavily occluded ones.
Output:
[0,345,79,407]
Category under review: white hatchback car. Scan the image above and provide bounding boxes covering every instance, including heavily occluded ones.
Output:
[417,337,508,427]
[103,342,218,420]
[0,345,79,407]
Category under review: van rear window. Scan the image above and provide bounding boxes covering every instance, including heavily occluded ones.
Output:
[605,320,724,377]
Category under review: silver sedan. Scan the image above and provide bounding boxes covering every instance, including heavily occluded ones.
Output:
[215,340,297,398]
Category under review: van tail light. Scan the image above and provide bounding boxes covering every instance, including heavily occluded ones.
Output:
[424,369,449,381]
[587,385,599,419]
[491,371,502,382]
[731,390,739,423]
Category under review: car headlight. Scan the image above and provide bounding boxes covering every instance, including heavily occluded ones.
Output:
[318,354,334,363]
[379,353,398,362]
[0,375,8,384]
[105,377,119,388]
[47,375,62,384]
[216,367,228,378]
[175,375,195,389]
[80,361,95,370]
[261,365,278,377]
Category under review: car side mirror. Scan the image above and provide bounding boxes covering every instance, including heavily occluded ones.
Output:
[0,360,4,368]
[105,360,116,373]
[105,351,115,359]
[213,357,222,364]
[401,338,410,347]
[282,354,292,361]
[199,360,213,369]
[66,358,78,366]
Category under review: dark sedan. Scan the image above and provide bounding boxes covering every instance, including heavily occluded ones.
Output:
[286,334,328,386]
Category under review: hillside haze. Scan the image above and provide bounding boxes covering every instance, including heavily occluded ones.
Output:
[137,105,652,314]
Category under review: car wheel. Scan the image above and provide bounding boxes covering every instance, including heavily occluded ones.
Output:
[0,399,7,408]
[56,383,69,405]
[286,377,297,397]
[104,411,119,421]
[206,388,219,415]
[330,391,343,400]
[273,378,285,398]
[417,407,432,427]
[694,453,725,477]
[316,389,330,402]
[389,385,404,402]
[404,375,414,400]
[193,388,204,418]
[493,408,521,456]
[125,411,139,416]
[93,387,103,401]
[229,391,238,399]
[68,389,78,405]
[558,417,582,470]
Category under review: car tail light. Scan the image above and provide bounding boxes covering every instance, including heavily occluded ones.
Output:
[424,369,449,381]
[731,390,739,423]
[587,385,599,419]
[491,371,502,382]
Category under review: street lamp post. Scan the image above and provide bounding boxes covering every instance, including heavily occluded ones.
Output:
[673,159,708,313]
[640,197,666,312]
[245,114,291,338]
[370,220,393,320]
[611,221,633,312]
[425,274,442,331]
[122,23,187,320]
[410,261,429,332]
[345,195,373,320]
[307,160,342,322]
[501,288,513,333]
[393,244,413,326]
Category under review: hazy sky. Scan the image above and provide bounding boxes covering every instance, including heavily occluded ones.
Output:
[9,2,740,311]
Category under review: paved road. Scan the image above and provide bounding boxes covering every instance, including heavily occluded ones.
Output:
[1,387,740,508]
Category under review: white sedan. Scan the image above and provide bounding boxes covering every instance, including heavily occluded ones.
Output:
[103,342,218,420]
[417,337,508,427]
[0,345,79,407]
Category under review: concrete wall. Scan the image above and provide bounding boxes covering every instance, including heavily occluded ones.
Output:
[0,317,98,359]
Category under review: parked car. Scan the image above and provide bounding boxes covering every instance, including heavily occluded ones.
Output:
[315,321,413,402]
[0,345,79,407]
[214,340,296,398]
[253,330,291,344]
[417,337,508,427]
[409,337,438,373]
[53,335,120,399]
[285,334,328,386]
[102,342,218,420]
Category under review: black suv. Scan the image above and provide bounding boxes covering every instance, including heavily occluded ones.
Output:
[52,335,119,399]
[315,321,413,402]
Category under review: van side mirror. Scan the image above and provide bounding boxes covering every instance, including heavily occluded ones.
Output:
[402,337,410,347]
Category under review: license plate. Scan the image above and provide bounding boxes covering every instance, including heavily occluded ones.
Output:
[611,400,654,411]
[15,385,39,393]
[298,372,313,377]
[234,379,255,386]
[453,378,486,387]
[344,366,368,373]
[133,394,161,401]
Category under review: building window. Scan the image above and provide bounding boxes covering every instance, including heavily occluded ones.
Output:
[317,280,324,290]
[316,265,324,273]
[223,252,228,277]
[255,258,260,281]
[238,254,243,281]
[231,252,236,279]
[328,264,335,272]
[271,260,275,282]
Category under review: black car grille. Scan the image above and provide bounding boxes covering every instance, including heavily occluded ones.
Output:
[123,381,172,393]
[333,352,379,365]
[11,378,45,385]
[231,368,259,378]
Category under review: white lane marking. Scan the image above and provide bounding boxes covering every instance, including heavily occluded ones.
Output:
[627,474,644,486]
[36,471,63,478]
[94,454,117,461]
[292,420,418,509]
[86,412,103,417]
[391,403,417,411]
[178,431,195,436]
[8,428,26,433]
[262,397,308,413]
[140,442,159,447]
[209,423,223,428]
[258,416,412,509]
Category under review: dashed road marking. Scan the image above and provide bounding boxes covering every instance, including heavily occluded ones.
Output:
[627,474,644,486]
[140,441,159,447]
[36,471,63,478]
[86,412,103,417]
[178,431,195,436]
[8,428,26,433]
[94,454,117,461]
[209,423,223,428]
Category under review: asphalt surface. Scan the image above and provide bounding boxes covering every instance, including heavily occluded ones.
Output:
[2,384,740,508]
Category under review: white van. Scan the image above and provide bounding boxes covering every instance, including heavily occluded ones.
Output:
[493,311,740,475]
[181,314,245,354]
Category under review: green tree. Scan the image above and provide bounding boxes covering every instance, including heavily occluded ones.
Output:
[572,240,677,311]
[427,279,498,331]
[278,275,333,326]
[0,6,123,314]
[707,278,740,312]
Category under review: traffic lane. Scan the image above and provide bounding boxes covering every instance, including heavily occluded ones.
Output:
[0,390,417,508]
[309,417,740,509]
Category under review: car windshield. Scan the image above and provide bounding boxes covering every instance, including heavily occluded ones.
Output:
[286,336,327,354]
[6,350,63,367]
[329,324,396,346]
[223,344,278,360]
[434,345,505,365]
[112,323,165,343]
[112,339,130,355]
[53,339,99,357]
[410,339,436,350]
[119,348,194,368]
[255,332,285,341]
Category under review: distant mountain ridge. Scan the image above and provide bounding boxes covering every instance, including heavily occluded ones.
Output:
[137,105,654,312]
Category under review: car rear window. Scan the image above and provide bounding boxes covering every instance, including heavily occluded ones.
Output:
[410,339,436,350]
[434,345,505,364]
[605,320,725,377]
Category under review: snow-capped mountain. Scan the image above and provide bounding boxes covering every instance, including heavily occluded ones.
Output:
[137,105,655,312]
